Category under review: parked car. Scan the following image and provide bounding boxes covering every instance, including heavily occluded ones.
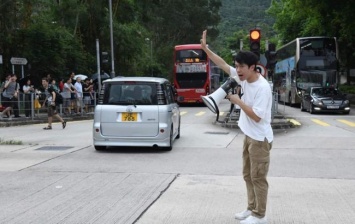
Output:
[93,77,180,151]
[300,86,350,114]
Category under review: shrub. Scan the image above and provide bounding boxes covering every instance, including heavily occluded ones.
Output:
[338,85,355,94]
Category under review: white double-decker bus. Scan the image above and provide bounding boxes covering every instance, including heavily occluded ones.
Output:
[272,37,339,106]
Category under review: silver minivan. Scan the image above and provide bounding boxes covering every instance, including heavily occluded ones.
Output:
[93,77,180,151]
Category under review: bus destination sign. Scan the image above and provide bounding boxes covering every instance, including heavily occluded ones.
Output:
[183,58,201,63]
[176,63,207,73]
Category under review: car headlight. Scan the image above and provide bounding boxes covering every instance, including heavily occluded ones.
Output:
[343,100,349,105]
[311,99,323,106]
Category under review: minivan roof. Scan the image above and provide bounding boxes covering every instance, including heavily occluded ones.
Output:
[103,76,169,83]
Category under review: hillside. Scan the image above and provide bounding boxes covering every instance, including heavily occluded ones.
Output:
[216,0,275,48]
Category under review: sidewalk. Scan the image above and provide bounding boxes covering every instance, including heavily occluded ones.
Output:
[136,175,355,224]
[0,112,94,128]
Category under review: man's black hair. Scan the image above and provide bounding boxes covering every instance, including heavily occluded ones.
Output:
[233,50,259,71]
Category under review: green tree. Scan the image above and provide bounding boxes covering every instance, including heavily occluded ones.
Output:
[0,0,222,82]
[137,0,222,79]
[267,0,355,83]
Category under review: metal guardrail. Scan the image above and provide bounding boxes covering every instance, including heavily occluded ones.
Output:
[272,91,279,120]
[221,91,280,127]
[0,92,97,120]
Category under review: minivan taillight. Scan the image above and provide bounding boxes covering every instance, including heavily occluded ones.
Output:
[156,84,166,105]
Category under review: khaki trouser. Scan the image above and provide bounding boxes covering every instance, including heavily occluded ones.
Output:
[243,135,273,218]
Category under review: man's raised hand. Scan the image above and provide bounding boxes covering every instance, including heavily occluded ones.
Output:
[200,30,207,49]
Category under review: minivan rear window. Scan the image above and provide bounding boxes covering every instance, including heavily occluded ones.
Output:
[102,82,158,105]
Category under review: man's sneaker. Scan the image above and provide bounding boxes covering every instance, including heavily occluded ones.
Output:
[240,215,267,224]
[235,209,252,220]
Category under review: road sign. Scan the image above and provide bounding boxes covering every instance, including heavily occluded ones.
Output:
[256,63,267,77]
[10,57,28,65]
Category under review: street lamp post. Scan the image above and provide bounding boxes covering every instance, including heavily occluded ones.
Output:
[145,38,153,77]
[109,0,115,78]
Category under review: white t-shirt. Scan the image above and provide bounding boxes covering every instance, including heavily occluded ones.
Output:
[62,83,73,99]
[229,66,273,143]
[74,82,83,98]
[23,85,31,93]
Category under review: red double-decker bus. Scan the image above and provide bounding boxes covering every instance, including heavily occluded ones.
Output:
[173,44,220,104]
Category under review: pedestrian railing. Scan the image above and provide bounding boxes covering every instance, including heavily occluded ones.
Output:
[0,91,97,120]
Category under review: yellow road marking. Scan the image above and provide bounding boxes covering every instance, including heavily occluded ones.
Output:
[287,119,301,126]
[337,119,355,127]
[311,119,330,126]
[195,111,206,116]
[180,111,187,116]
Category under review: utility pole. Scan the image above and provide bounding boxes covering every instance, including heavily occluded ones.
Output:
[109,0,115,78]
[96,39,101,92]
[145,38,153,76]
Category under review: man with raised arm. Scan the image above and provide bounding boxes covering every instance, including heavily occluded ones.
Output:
[201,30,273,224]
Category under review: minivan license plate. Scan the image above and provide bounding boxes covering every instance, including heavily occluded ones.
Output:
[122,112,137,121]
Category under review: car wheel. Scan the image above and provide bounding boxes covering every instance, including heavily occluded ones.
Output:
[176,117,181,139]
[289,94,293,107]
[309,105,314,114]
[95,145,106,151]
[162,126,173,151]
[300,102,306,112]
[344,111,350,115]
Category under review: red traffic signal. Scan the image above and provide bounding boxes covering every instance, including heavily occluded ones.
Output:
[250,29,261,41]
[249,29,261,59]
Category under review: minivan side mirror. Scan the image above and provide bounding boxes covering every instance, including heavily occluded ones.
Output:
[172,87,178,102]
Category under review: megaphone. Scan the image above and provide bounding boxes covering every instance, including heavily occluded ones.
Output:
[201,77,239,114]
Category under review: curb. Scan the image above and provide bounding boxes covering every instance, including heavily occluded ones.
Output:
[218,112,294,129]
[1,113,294,130]
[0,114,94,128]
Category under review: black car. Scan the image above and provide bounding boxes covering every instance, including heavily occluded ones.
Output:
[300,87,350,114]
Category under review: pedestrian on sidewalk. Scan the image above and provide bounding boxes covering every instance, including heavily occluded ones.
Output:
[201,30,273,224]
[23,79,35,118]
[41,77,66,130]
[0,74,20,119]
[74,77,83,115]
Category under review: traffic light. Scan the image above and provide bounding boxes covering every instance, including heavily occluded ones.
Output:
[249,28,261,59]
[101,51,109,64]
[266,43,277,69]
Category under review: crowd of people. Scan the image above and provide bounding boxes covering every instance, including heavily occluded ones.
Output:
[0,72,96,120]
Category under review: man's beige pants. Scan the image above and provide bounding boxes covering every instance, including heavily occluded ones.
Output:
[243,135,273,218]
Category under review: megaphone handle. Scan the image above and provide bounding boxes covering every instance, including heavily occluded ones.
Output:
[208,96,220,122]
